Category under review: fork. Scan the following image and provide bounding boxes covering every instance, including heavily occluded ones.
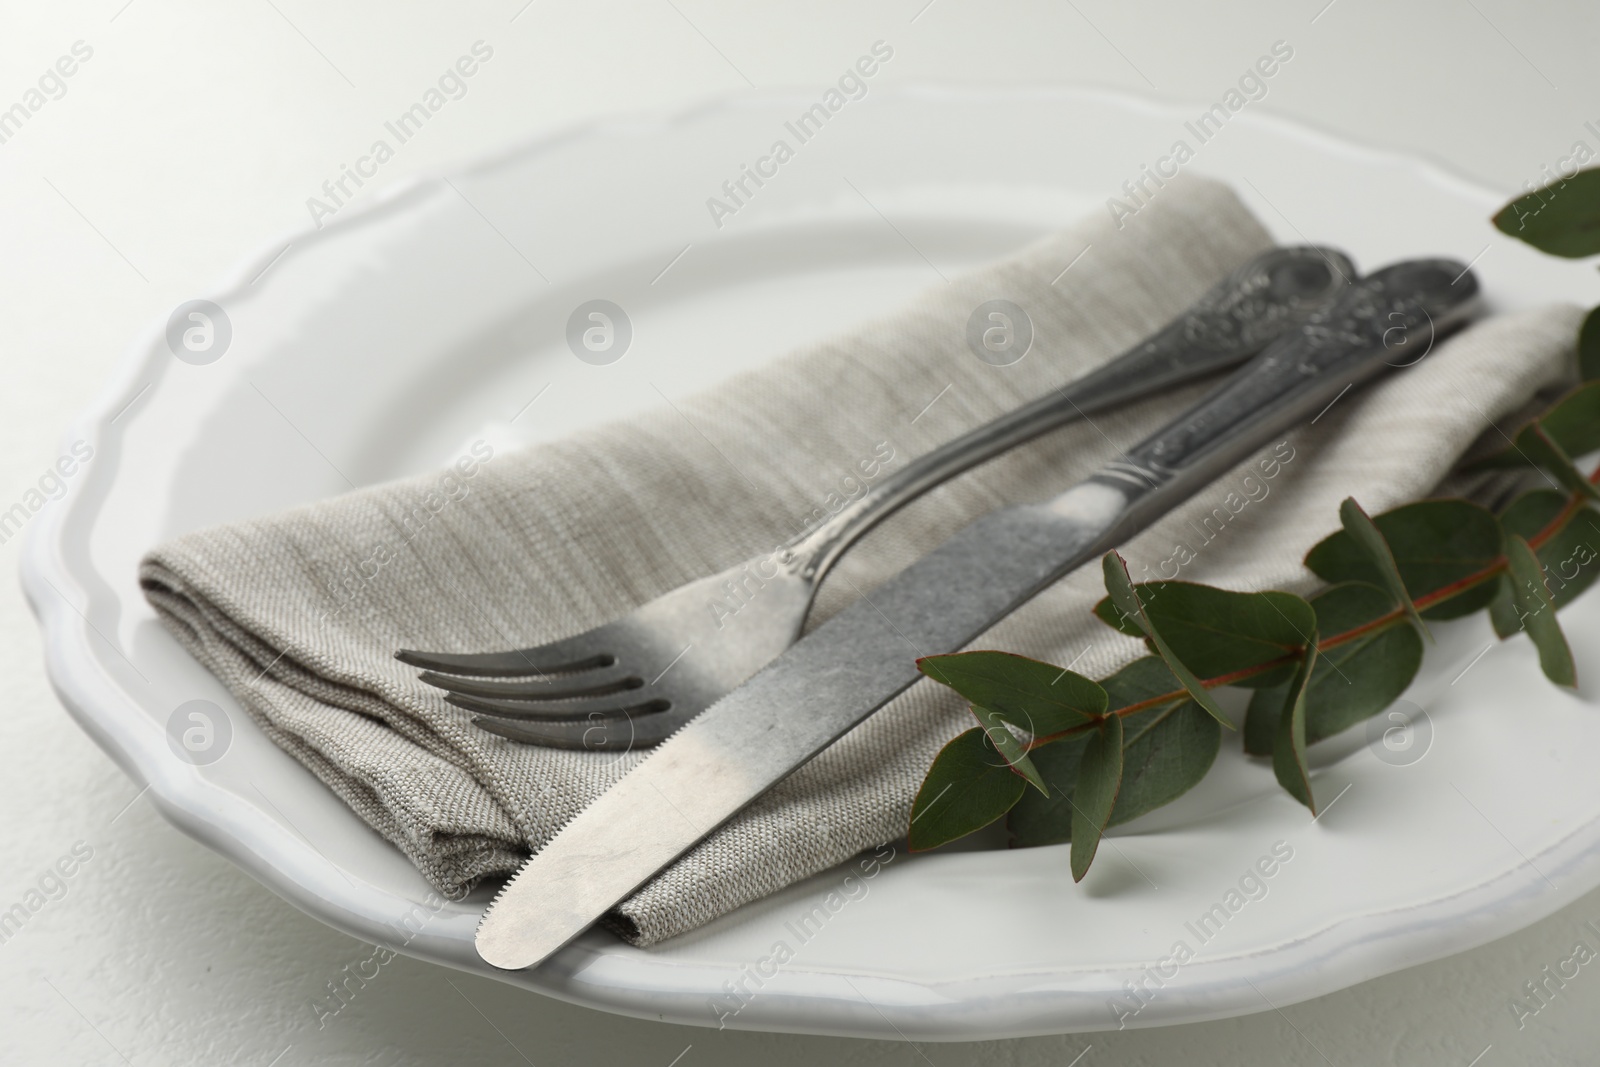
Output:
[397,245,1355,749]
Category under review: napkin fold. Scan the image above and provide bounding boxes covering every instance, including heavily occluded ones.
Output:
[141,175,1582,946]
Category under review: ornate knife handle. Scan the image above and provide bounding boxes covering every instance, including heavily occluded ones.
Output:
[1092,258,1480,506]
[783,244,1356,584]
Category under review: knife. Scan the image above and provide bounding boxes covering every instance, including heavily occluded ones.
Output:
[476,258,1479,970]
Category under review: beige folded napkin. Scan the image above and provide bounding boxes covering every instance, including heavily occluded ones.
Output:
[140,175,1582,946]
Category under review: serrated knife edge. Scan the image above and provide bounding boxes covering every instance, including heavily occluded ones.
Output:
[475,258,1480,970]
[475,498,1117,969]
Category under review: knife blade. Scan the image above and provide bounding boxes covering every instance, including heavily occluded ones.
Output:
[476,258,1479,970]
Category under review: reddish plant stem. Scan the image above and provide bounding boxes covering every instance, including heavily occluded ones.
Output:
[1026,476,1598,751]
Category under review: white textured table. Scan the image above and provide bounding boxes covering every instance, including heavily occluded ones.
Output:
[3,1,1597,1062]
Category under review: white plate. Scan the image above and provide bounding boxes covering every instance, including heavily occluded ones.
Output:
[24,85,1600,1041]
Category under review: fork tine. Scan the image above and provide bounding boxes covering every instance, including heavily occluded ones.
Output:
[473,709,680,750]
[417,666,639,701]
[444,690,668,721]
[393,637,611,677]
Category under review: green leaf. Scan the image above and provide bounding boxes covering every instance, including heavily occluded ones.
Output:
[1271,636,1319,813]
[1115,700,1221,821]
[1464,384,1600,491]
[1244,583,1424,754]
[1242,686,1279,757]
[907,728,1027,851]
[1517,422,1600,502]
[917,651,1107,738]
[1099,655,1184,712]
[1093,595,1147,638]
[1474,382,1600,469]
[1582,307,1600,382]
[1488,574,1521,640]
[1500,488,1572,543]
[1070,713,1124,881]
[970,706,1047,795]
[1095,582,1315,688]
[1308,499,1501,620]
[1100,553,1235,728]
[1335,498,1429,637]
[1305,586,1423,743]
[1005,734,1091,847]
[1505,534,1578,687]
[1527,382,1600,460]
[1493,491,1600,638]
[1011,658,1220,848]
[1493,167,1600,257]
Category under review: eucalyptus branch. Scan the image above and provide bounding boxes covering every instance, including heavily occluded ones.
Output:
[908,376,1600,871]
[1021,461,1600,745]
[908,170,1600,877]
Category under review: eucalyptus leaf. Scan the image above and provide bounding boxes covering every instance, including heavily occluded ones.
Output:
[1517,422,1600,502]
[1488,574,1521,640]
[1115,700,1220,822]
[1070,713,1124,881]
[918,650,1107,737]
[1493,167,1600,257]
[970,706,1047,795]
[1582,306,1600,382]
[1524,382,1600,462]
[1474,382,1600,470]
[1094,581,1314,688]
[1335,498,1429,637]
[1505,534,1577,687]
[1244,582,1424,753]
[1271,637,1318,813]
[1093,595,1147,639]
[1306,498,1502,620]
[1101,553,1234,728]
[1100,654,1184,711]
[907,728,1027,852]
[1242,688,1279,757]
[1010,701,1222,849]
[1493,491,1600,636]
[1500,487,1578,545]
[1006,733,1091,848]
[1011,657,1218,847]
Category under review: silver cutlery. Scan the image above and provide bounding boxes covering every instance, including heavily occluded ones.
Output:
[472,257,1479,970]
[397,245,1354,749]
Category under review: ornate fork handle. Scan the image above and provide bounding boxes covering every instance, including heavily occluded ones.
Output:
[1090,257,1480,534]
[778,246,1354,585]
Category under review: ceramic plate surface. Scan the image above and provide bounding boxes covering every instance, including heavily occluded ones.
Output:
[24,85,1600,1040]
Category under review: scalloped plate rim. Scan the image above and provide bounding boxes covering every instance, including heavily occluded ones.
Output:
[21,82,1595,1041]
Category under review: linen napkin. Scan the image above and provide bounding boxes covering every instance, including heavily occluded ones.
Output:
[140,175,1582,946]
